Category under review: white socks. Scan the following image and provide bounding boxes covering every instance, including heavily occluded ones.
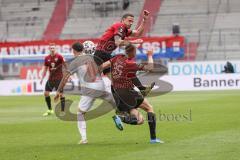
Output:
[77,112,87,141]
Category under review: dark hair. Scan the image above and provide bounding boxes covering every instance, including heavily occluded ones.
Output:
[72,42,84,52]
[121,13,134,20]
[125,43,135,54]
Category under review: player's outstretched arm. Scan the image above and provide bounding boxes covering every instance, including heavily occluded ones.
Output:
[54,71,71,102]
[114,35,130,47]
[130,39,143,44]
[114,35,143,47]
[143,47,154,71]
[131,10,150,37]
[100,60,111,71]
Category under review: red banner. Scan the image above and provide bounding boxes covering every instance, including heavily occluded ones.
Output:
[0,36,184,56]
[20,66,43,80]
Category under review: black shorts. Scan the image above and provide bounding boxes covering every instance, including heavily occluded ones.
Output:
[45,80,63,93]
[111,86,144,112]
[93,50,112,75]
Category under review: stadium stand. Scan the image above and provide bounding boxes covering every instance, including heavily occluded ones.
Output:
[60,0,145,39]
[151,0,240,60]
[136,0,161,36]
[0,0,240,60]
[43,0,74,40]
[0,0,57,41]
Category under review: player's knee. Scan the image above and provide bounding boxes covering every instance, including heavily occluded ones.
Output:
[146,105,154,113]
[140,99,154,113]
[137,118,144,125]
[144,102,154,112]
[77,108,86,113]
[137,115,144,125]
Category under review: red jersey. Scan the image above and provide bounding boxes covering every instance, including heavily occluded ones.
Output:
[96,22,132,54]
[44,53,64,81]
[110,55,144,89]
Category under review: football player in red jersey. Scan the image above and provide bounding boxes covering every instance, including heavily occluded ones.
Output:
[40,43,67,116]
[101,43,164,144]
[94,10,153,97]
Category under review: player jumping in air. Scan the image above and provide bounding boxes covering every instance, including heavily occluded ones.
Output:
[102,43,164,144]
[54,41,116,144]
[94,10,154,97]
[40,43,66,116]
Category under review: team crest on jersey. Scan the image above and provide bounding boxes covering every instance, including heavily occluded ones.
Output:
[54,58,58,62]
[51,63,55,68]
[118,27,123,33]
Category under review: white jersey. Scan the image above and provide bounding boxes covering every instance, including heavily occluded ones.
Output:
[67,55,113,112]
[75,65,105,91]
[68,55,107,92]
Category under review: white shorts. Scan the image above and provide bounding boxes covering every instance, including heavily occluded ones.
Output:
[78,77,115,112]
[78,95,96,112]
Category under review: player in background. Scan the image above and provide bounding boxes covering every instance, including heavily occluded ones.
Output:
[94,10,154,97]
[102,43,164,144]
[54,41,118,144]
[40,43,66,116]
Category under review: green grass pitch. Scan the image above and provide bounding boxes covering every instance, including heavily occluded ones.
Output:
[0,91,240,160]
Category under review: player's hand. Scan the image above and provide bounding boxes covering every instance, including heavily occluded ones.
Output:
[54,92,60,102]
[146,46,154,56]
[143,10,150,21]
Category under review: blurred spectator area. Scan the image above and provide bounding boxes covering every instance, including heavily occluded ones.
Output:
[60,0,143,39]
[0,0,57,41]
[0,0,240,60]
[150,0,240,60]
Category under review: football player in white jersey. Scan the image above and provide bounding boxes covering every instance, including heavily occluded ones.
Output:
[54,41,123,144]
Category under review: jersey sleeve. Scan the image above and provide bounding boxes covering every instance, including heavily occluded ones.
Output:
[59,55,65,63]
[126,59,145,79]
[68,55,94,74]
[67,58,79,74]
[110,55,120,64]
[44,57,48,67]
[113,23,125,38]
[126,29,132,37]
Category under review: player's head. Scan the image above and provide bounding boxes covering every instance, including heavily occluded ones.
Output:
[72,42,84,57]
[49,43,56,55]
[83,40,96,55]
[125,43,136,58]
[121,13,134,29]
